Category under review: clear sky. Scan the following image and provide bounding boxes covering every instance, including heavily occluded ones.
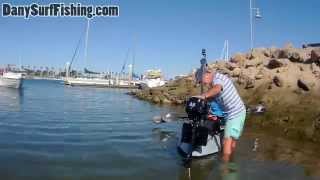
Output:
[0,0,319,78]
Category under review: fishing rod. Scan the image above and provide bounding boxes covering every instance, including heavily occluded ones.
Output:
[200,48,207,94]
[183,49,208,169]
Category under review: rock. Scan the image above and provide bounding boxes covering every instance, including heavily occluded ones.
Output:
[271,49,288,59]
[311,48,320,62]
[299,65,304,71]
[270,47,309,63]
[161,98,172,104]
[238,74,255,89]
[311,63,320,74]
[313,114,320,130]
[267,59,285,69]
[245,61,255,68]
[231,67,242,77]
[248,48,268,60]
[225,62,239,71]
[245,81,255,89]
[288,49,310,63]
[173,99,184,104]
[255,73,264,80]
[245,58,263,68]
[297,79,310,91]
[230,53,247,64]
[273,76,283,87]
[152,96,161,103]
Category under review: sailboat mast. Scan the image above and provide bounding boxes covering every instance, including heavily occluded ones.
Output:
[84,19,90,68]
[132,36,136,77]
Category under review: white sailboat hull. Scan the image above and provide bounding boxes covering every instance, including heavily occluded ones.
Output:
[65,78,113,86]
[65,78,138,88]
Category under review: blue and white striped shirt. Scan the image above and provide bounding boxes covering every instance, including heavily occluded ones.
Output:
[213,72,245,120]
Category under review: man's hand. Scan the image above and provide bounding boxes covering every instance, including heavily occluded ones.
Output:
[202,84,222,99]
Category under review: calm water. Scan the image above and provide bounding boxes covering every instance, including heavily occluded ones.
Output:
[0,80,317,180]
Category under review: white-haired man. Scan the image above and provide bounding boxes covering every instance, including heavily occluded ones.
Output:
[199,70,246,162]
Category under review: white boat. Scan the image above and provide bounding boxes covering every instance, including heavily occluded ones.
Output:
[65,77,113,86]
[0,72,23,89]
[139,69,166,88]
[141,78,166,88]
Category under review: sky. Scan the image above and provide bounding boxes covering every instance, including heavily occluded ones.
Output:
[0,0,319,78]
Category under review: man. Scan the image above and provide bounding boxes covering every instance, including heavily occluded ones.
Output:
[199,69,246,162]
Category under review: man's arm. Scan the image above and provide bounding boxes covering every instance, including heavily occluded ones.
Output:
[201,84,222,99]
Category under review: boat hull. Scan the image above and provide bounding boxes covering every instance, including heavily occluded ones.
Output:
[177,122,222,157]
[64,78,138,89]
[0,77,22,89]
[177,134,222,157]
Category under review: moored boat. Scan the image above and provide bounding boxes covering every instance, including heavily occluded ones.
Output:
[0,72,23,89]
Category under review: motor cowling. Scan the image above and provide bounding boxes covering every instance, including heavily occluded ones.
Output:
[185,97,209,120]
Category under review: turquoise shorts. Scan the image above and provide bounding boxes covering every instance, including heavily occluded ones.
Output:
[224,110,246,140]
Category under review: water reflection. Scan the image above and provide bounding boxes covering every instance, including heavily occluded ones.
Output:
[0,87,23,112]
[152,128,177,145]
[152,127,240,180]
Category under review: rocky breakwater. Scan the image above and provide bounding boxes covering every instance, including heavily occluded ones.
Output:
[130,44,320,142]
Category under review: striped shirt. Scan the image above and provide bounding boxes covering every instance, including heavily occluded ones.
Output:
[213,72,245,120]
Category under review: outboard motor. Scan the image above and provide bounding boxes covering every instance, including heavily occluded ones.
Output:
[178,97,224,159]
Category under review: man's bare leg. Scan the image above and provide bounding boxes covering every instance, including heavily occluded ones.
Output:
[231,139,237,152]
[223,137,237,162]
[222,137,232,162]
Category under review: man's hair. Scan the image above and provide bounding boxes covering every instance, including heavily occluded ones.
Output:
[195,68,213,83]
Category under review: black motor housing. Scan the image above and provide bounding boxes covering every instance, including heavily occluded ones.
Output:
[182,97,211,146]
[185,97,209,120]
[181,122,209,146]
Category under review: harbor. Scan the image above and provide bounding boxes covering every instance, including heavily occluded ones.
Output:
[1,0,320,180]
[0,79,318,179]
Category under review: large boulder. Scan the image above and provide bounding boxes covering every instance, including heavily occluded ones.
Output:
[297,79,310,91]
[271,49,289,59]
[238,74,255,89]
[287,48,310,63]
[267,59,286,69]
[225,62,239,71]
[311,48,320,63]
[230,53,247,64]
[245,58,263,68]
[270,47,309,63]
[152,95,161,103]
[248,48,268,60]
[255,73,264,80]
[311,63,320,74]
[231,67,242,77]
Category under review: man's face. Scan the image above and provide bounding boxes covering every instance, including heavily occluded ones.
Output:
[202,72,213,85]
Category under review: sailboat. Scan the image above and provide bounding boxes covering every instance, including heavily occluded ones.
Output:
[64,20,138,88]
